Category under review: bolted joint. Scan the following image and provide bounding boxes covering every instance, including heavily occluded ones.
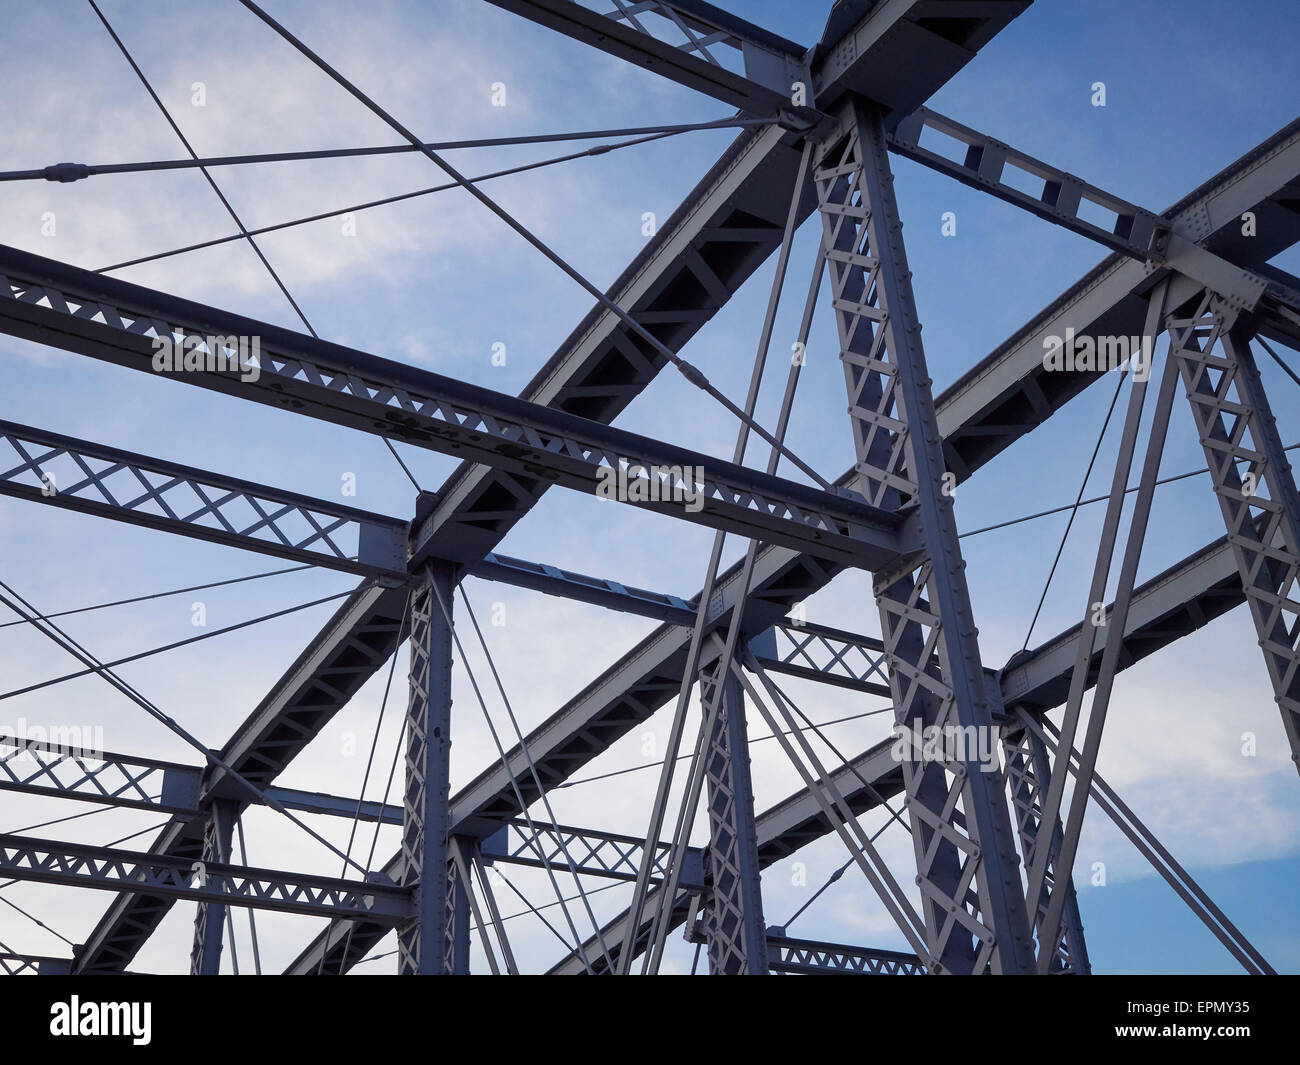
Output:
[683,916,709,945]
[777,105,822,134]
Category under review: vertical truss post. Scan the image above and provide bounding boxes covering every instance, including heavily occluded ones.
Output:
[397,560,456,974]
[1171,299,1300,773]
[1001,721,1090,973]
[813,94,1035,974]
[697,661,768,974]
[447,836,472,974]
[189,797,237,975]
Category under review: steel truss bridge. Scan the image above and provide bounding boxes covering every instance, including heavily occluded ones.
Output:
[2,0,1299,976]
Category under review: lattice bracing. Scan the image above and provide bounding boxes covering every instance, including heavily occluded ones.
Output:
[1,0,1295,982]
[1168,295,1300,771]
[0,255,901,569]
[1001,725,1089,974]
[697,663,767,974]
[190,800,237,975]
[397,563,455,975]
[754,619,893,696]
[0,952,68,975]
[768,935,926,975]
[0,835,409,922]
[0,420,406,577]
[0,737,167,812]
[487,819,702,886]
[814,96,1036,974]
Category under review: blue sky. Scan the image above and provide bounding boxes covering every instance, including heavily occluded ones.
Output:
[0,0,1298,974]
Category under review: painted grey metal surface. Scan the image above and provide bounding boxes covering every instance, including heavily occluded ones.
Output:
[4,0,1296,976]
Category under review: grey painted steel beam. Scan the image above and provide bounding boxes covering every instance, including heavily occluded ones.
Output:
[397,562,456,974]
[0,730,717,882]
[749,619,892,696]
[766,934,925,975]
[889,105,1161,257]
[0,419,408,579]
[0,951,73,977]
[470,551,697,625]
[472,551,905,702]
[1022,713,1273,975]
[0,246,901,570]
[0,952,72,975]
[0,833,410,923]
[482,0,807,115]
[1260,295,1300,351]
[699,664,767,973]
[546,740,905,974]
[0,736,202,815]
[999,535,1245,711]
[480,819,706,890]
[447,541,839,839]
[266,786,402,825]
[286,542,838,971]
[0,953,42,976]
[467,550,959,698]
[937,116,1300,484]
[412,119,816,569]
[69,28,1300,976]
[411,3,1047,579]
[885,106,1300,318]
[807,0,1030,121]
[0,734,404,823]
[201,582,409,801]
[487,0,1031,129]
[470,551,900,701]
[445,841,474,974]
[1021,285,1174,971]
